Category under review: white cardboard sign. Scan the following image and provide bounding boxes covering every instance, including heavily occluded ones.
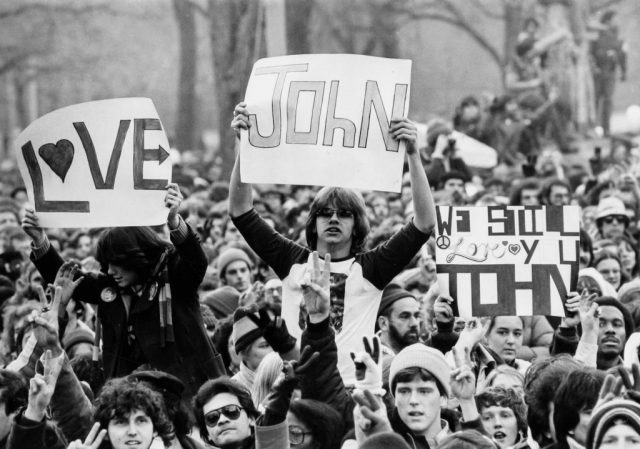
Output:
[240,54,411,192]
[15,98,172,228]
[435,205,580,317]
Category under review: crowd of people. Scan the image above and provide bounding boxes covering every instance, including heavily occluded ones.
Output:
[0,7,637,449]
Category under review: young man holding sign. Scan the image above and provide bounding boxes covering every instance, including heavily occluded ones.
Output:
[229,102,436,386]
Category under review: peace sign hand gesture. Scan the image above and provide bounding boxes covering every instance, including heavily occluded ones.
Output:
[24,349,64,422]
[301,252,331,323]
[67,423,107,449]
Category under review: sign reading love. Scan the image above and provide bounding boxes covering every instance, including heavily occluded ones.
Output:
[15,98,172,228]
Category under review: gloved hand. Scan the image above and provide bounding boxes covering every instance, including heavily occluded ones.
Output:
[247,307,297,354]
[351,336,384,397]
[262,346,319,426]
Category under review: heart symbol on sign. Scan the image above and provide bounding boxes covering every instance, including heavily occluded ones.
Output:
[502,241,508,246]
[508,244,520,255]
[38,140,74,182]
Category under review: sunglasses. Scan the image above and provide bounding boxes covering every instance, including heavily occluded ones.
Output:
[316,208,354,219]
[204,404,243,427]
[602,215,628,224]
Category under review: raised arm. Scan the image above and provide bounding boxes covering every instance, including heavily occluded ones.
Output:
[229,102,254,217]
[390,117,436,235]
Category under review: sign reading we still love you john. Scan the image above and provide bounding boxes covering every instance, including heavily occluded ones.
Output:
[240,54,411,192]
[435,206,581,318]
[15,98,172,228]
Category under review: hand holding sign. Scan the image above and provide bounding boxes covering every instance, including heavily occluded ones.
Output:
[165,183,183,229]
[389,117,417,155]
[22,208,46,247]
[231,102,250,140]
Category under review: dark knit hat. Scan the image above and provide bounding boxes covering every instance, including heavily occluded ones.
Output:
[359,432,411,449]
[232,306,263,354]
[129,370,185,399]
[595,296,634,339]
[586,399,640,449]
[378,284,416,317]
[217,248,252,277]
[201,286,240,319]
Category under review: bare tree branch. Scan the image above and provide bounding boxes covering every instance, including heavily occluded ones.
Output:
[469,0,505,20]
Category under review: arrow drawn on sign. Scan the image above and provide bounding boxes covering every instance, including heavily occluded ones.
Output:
[143,145,170,164]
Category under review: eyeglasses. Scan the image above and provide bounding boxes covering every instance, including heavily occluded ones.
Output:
[204,404,243,427]
[289,425,313,445]
[602,215,628,224]
[316,208,354,219]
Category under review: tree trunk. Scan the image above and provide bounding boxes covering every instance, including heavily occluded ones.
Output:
[209,0,261,180]
[285,0,314,54]
[173,0,198,152]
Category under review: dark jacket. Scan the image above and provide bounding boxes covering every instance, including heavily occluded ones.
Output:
[32,221,225,398]
[6,411,67,449]
[300,316,354,428]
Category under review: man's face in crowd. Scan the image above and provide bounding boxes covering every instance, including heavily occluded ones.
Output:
[264,279,282,308]
[601,215,628,239]
[395,377,442,435]
[597,305,626,358]
[600,423,640,448]
[597,258,622,290]
[520,188,540,206]
[490,373,524,397]
[0,211,17,231]
[263,193,283,214]
[107,409,155,449]
[370,196,389,220]
[242,336,272,371]
[76,235,92,259]
[209,218,224,241]
[382,298,421,349]
[204,392,253,447]
[314,205,354,250]
[485,316,523,364]
[108,264,140,288]
[224,221,242,243]
[479,404,519,448]
[548,185,571,206]
[443,178,465,196]
[223,260,252,293]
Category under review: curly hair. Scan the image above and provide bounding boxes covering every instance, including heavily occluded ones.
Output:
[476,387,528,437]
[93,377,174,447]
[305,187,370,254]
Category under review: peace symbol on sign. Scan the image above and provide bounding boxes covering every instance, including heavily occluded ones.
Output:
[436,235,450,250]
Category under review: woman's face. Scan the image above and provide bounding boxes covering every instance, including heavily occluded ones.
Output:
[107,409,155,449]
[76,235,92,259]
[600,422,640,448]
[618,241,637,274]
[480,405,519,448]
[287,411,315,449]
[108,264,140,288]
[485,317,523,363]
[597,258,622,289]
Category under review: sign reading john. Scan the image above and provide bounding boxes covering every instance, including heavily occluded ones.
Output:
[240,54,412,192]
[435,205,580,317]
[15,98,172,228]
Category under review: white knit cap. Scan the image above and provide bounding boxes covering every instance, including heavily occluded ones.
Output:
[389,343,451,396]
